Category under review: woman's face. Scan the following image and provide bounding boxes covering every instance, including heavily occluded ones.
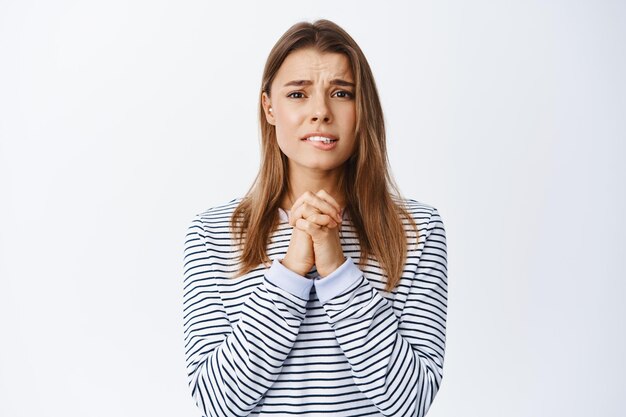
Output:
[262,47,357,173]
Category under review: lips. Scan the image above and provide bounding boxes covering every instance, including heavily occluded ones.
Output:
[303,137,339,150]
[301,132,339,141]
[301,132,339,144]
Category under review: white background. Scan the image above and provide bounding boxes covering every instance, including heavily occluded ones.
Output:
[1,1,624,416]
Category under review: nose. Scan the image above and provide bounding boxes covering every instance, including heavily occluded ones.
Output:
[310,95,331,123]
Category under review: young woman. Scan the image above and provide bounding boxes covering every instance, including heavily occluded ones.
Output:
[183,19,448,417]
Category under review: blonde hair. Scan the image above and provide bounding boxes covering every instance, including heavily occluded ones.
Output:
[230,19,418,293]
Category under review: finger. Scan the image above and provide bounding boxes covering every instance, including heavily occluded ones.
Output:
[292,203,340,228]
[315,190,343,222]
[291,202,315,225]
[303,211,338,228]
[288,192,313,226]
[316,189,342,214]
[294,218,322,237]
[290,190,314,210]
[289,201,303,226]
[291,191,315,221]
[289,191,313,225]
[291,191,341,223]
[289,200,316,227]
[316,191,341,216]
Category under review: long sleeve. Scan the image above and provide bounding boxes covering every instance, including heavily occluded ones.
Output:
[182,215,314,417]
[314,207,448,417]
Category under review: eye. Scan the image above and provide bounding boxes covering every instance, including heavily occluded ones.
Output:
[287,91,305,99]
[333,90,354,99]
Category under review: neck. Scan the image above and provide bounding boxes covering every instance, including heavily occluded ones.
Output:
[281,163,346,211]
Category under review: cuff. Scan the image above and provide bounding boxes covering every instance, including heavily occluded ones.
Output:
[314,256,363,304]
[265,258,314,300]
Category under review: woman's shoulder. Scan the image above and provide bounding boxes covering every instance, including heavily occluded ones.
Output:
[196,196,245,220]
[395,196,440,222]
[188,197,245,237]
[394,197,445,251]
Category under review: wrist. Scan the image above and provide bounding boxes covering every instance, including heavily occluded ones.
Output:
[317,257,347,278]
[279,258,308,277]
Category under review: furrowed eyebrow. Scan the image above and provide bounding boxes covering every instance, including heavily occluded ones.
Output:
[283,80,312,87]
[282,79,355,88]
[330,79,355,87]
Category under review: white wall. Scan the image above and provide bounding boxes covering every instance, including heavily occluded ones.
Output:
[1,1,624,416]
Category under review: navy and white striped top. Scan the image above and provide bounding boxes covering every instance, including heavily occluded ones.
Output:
[182,197,447,417]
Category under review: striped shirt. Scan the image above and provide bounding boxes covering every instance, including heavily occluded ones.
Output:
[182,197,448,417]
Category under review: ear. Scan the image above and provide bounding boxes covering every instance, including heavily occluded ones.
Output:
[262,92,276,126]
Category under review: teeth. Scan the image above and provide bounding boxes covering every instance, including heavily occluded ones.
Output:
[307,136,335,144]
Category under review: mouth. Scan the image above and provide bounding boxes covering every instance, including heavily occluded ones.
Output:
[301,133,339,144]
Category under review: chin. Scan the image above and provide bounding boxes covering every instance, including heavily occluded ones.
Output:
[304,160,346,170]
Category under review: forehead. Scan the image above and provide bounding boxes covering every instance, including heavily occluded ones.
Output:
[273,48,353,85]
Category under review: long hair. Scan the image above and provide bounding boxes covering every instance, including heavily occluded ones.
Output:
[230,19,418,293]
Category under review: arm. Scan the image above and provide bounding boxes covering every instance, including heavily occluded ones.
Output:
[314,207,448,417]
[183,214,313,417]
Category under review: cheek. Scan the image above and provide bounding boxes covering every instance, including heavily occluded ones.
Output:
[275,118,302,153]
[341,108,357,151]
[275,129,292,153]
[348,105,357,125]
[275,126,298,148]
[277,104,304,124]
[340,107,357,136]
[275,106,305,139]
[337,103,356,126]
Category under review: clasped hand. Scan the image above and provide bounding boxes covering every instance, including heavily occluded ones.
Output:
[283,189,346,278]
